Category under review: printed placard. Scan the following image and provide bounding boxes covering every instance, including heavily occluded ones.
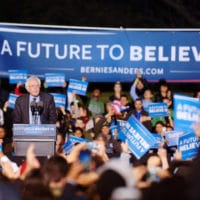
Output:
[67,79,88,96]
[45,73,65,87]
[62,135,91,154]
[174,94,200,132]
[8,69,27,84]
[165,130,184,146]
[69,135,90,144]
[117,120,127,130]
[118,116,156,159]
[8,93,19,109]
[62,140,74,154]
[50,93,66,108]
[178,131,200,160]
[147,102,168,118]
[151,133,164,149]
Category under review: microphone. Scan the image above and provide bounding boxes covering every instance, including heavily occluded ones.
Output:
[37,101,44,115]
[30,101,37,114]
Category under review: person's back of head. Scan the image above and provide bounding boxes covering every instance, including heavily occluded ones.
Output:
[96,158,136,200]
[41,155,70,185]
[97,169,126,200]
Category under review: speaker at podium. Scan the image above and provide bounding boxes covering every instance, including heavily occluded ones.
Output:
[13,124,56,157]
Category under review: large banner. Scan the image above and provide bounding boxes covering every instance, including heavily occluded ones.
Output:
[0,23,200,82]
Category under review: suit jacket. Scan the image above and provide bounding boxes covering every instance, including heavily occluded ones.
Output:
[126,109,152,131]
[13,92,57,124]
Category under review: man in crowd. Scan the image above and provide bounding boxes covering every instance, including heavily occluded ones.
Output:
[13,76,57,124]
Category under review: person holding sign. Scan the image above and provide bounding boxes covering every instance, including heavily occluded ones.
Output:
[13,76,57,124]
[126,98,152,131]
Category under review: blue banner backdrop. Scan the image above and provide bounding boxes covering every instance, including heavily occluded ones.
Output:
[0,24,200,82]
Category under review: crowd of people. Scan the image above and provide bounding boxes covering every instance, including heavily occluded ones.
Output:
[0,71,200,200]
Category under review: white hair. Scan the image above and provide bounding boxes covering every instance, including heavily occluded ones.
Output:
[25,76,41,90]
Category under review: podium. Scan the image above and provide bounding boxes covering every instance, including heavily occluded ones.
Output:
[13,124,56,157]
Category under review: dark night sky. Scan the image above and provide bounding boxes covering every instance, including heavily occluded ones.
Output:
[0,0,200,28]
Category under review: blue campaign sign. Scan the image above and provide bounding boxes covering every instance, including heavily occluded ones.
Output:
[147,102,168,118]
[174,94,200,132]
[8,93,19,109]
[62,135,91,154]
[178,132,200,160]
[62,140,74,154]
[119,116,156,159]
[110,124,119,138]
[45,73,65,87]
[151,133,164,149]
[67,79,88,96]
[69,135,90,144]
[50,93,66,108]
[165,130,184,146]
[117,120,127,130]
[8,69,27,84]
[1,23,200,82]
[110,120,127,138]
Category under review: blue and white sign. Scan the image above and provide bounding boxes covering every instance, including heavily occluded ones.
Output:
[45,73,65,87]
[50,93,66,108]
[8,93,19,109]
[151,133,164,149]
[118,116,156,159]
[165,130,184,146]
[69,135,90,144]
[8,69,27,84]
[1,23,200,82]
[62,140,74,154]
[62,135,91,154]
[117,120,127,130]
[147,102,168,118]
[174,94,200,132]
[67,79,88,96]
[178,131,200,160]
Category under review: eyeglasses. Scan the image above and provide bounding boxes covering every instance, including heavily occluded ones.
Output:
[28,84,40,88]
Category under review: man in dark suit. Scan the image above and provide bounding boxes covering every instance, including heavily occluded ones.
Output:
[126,98,152,131]
[13,76,57,124]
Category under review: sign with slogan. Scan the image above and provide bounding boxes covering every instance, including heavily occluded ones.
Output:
[151,133,164,149]
[174,94,200,132]
[8,93,19,109]
[118,116,156,159]
[67,79,88,96]
[110,119,128,138]
[50,93,66,108]
[1,23,200,82]
[45,73,65,87]
[178,131,200,160]
[165,130,184,146]
[62,135,91,154]
[62,140,74,154]
[68,135,90,144]
[147,102,168,118]
[117,120,128,130]
[8,69,27,84]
